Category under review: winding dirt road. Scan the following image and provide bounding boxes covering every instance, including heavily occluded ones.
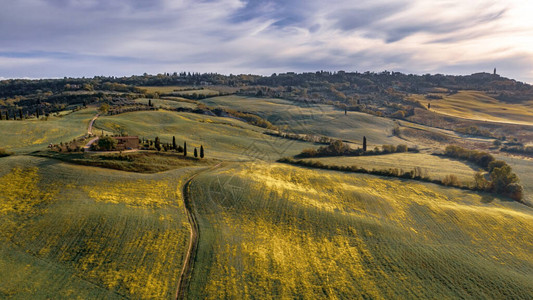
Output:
[176,163,222,300]
[175,176,200,300]
[87,113,99,135]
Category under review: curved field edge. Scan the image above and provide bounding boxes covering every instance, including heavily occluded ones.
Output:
[0,155,200,299]
[186,162,533,299]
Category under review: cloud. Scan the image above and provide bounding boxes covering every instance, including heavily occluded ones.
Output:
[1,0,533,83]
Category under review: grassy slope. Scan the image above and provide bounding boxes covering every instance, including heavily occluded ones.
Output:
[94,110,313,161]
[139,86,221,96]
[410,90,533,125]
[302,153,480,184]
[200,95,406,146]
[134,98,198,110]
[187,162,533,299]
[0,155,199,299]
[0,108,95,154]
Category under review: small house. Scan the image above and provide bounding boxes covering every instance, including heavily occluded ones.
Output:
[112,136,139,151]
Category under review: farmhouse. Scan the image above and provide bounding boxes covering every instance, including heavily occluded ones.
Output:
[112,136,139,151]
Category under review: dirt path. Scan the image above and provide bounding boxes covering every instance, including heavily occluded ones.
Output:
[88,113,99,135]
[83,137,100,152]
[176,163,222,300]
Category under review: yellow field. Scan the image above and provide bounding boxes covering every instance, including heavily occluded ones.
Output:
[303,152,480,184]
[187,162,533,298]
[410,90,533,125]
[0,156,200,298]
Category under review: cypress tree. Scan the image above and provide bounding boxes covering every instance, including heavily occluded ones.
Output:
[172,136,177,150]
[194,148,198,158]
[200,145,204,158]
[184,141,187,157]
[155,136,161,151]
[363,136,367,152]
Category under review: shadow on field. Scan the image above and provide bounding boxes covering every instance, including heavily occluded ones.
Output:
[481,194,495,204]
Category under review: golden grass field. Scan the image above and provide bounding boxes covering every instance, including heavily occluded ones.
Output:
[187,162,533,298]
[302,152,480,184]
[0,155,202,298]
[410,90,533,125]
[1,88,532,299]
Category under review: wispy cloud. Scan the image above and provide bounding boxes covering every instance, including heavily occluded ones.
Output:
[1,0,532,82]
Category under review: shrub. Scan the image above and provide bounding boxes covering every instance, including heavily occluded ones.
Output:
[442,174,459,186]
[506,183,524,201]
[0,148,13,157]
[488,160,507,172]
[391,110,406,119]
[490,165,518,194]
[396,144,408,152]
[95,136,117,151]
[473,172,489,191]
[300,148,318,158]
[382,144,396,153]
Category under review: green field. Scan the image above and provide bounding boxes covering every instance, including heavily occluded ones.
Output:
[139,86,221,96]
[93,110,314,161]
[410,90,533,125]
[0,155,201,298]
[200,95,406,146]
[186,162,533,298]
[302,153,480,184]
[0,108,96,153]
[134,98,198,110]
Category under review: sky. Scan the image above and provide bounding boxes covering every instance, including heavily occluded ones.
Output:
[1,0,533,82]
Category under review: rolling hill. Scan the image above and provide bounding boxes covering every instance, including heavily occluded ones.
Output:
[186,162,533,298]
[0,155,201,299]
[0,108,95,154]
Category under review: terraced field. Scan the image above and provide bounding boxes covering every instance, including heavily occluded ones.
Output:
[302,153,480,184]
[186,162,533,298]
[200,95,406,146]
[94,110,313,161]
[410,90,533,125]
[0,108,96,153]
[0,155,200,299]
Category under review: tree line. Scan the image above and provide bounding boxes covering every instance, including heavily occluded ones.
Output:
[442,145,523,201]
[297,138,414,158]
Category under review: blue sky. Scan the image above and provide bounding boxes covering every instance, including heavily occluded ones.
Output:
[1,0,533,82]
